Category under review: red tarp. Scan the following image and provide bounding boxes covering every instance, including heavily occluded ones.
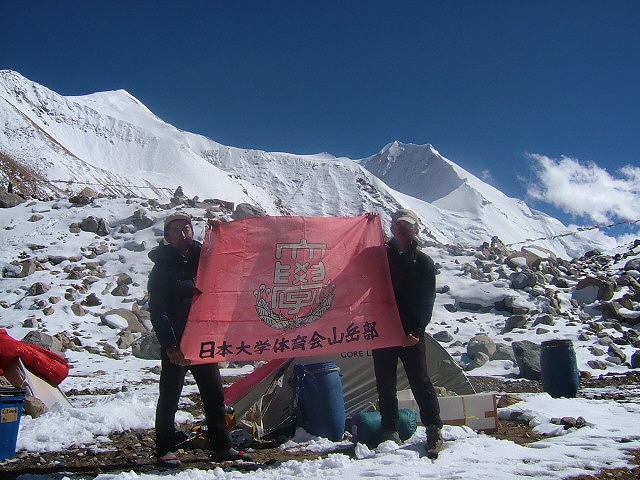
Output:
[0,329,69,385]
[182,215,405,363]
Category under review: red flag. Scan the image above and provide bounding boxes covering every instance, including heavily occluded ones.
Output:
[181,215,405,363]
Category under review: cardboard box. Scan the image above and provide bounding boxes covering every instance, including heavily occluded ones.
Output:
[398,389,497,432]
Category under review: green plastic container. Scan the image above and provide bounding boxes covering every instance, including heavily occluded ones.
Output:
[351,409,418,448]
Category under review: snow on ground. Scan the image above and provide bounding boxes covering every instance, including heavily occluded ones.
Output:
[11,393,640,479]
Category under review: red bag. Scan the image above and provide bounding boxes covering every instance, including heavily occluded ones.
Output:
[0,329,69,385]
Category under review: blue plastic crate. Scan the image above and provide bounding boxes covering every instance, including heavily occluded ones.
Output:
[1,389,26,461]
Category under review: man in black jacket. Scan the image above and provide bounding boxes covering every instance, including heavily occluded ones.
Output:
[148,212,251,467]
[372,208,443,459]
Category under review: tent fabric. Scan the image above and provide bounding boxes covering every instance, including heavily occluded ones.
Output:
[0,329,69,385]
[2,358,72,410]
[225,334,475,439]
[183,215,406,363]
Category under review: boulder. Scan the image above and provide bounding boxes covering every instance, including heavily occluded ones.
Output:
[607,344,627,363]
[82,293,102,307]
[21,331,63,354]
[101,308,146,333]
[587,359,608,370]
[0,191,25,208]
[623,258,640,271]
[532,314,555,327]
[468,351,490,369]
[509,271,538,290]
[80,216,100,233]
[631,350,640,369]
[69,187,97,205]
[467,333,496,358]
[117,331,137,349]
[433,331,454,343]
[23,396,48,418]
[232,203,267,220]
[27,282,51,296]
[503,315,528,333]
[511,340,541,380]
[492,343,516,362]
[573,277,615,303]
[111,284,129,297]
[3,259,38,278]
[131,333,161,360]
[600,301,624,322]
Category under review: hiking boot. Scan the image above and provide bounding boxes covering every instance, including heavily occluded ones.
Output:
[156,451,181,468]
[424,425,443,459]
[378,430,401,446]
[212,447,253,462]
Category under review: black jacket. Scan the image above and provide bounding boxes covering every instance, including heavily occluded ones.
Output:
[147,241,202,349]
[387,238,436,337]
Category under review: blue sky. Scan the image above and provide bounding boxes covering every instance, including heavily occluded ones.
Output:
[2,1,639,239]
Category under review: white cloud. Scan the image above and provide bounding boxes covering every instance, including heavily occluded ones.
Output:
[525,154,640,224]
[481,169,494,183]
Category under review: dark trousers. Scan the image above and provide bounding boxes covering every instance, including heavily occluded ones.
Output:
[155,351,230,455]
[372,336,443,431]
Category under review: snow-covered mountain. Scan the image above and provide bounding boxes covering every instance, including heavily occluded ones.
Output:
[0,70,606,257]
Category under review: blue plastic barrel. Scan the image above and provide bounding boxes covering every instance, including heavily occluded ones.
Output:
[540,339,580,398]
[294,362,346,441]
[0,387,26,460]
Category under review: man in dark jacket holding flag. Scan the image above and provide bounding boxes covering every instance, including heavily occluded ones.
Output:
[372,208,443,459]
[148,212,251,467]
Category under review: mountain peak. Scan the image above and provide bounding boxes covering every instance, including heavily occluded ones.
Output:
[379,141,438,158]
[0,71,610,257]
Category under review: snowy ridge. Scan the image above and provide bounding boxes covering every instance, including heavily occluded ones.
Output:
[0,70,612,257]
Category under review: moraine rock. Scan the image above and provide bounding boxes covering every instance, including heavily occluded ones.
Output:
[69,188,97,205]
[117,331,137,349]
[491,342,516,362]
[116,273,133,285]
[587,359,608,370]
[21,331,63,354]
[509,271,538,290]
[23,396,48,418]
[0,190,25,208]
[27,282,50,296]
[467,333,496,358]
[80,216,100,233]
[111,284,129,297]
[532,314,555,327]
[600,301,623,321]
[70,302,86,316]
[3,258,38,278]
[511,340,542,380]
[623,258,640,271]
[630,350,640,368]
[433,331,454,343]
[502,314,528,333]
[82,293,102,307]
[131,333,161,360]
[607,344,627,363]
[573,276,616,303]
[101,308,146,333]
[22,317,41,328]
[131,212,154,230]
[232,203,267,220]
[124,240,146,252]
[468,351,490,369]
